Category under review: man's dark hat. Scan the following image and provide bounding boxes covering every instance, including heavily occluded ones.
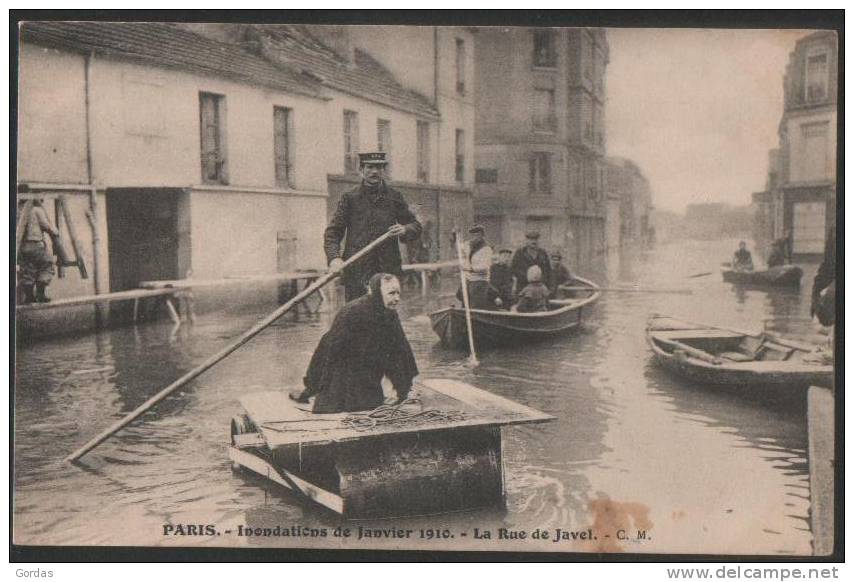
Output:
[525,231,541,240]
[359,151,389,165]
[468,224,485,235]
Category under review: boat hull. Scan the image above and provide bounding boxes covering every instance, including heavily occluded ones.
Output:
[722,265,803,287]
[646,315,833,389]
[429,277,600,349]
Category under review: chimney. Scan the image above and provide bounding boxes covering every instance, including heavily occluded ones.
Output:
[305,25,355,63]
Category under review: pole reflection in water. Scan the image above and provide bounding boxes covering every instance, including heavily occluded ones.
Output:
[14,239,822,554]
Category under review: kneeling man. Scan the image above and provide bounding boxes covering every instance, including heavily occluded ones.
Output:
[291,273,419,413]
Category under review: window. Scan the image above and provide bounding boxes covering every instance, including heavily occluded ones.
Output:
[800,122,829,181]
[529,153,552,195]
[377,118,392,177]
[455,129,465,183]
[273,106,294,188]
[533,88,556,132]
[583,35,593,81]
[583,95,593,141]
[343,110,359,173]
[806,52,828,102]
[475,168,498,184]
[456,38,466,95]
[533,30,556,67]
[416,120,431,183]
[199,92,227,184]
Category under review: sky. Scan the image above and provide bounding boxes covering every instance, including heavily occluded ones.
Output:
[605,28,811,214]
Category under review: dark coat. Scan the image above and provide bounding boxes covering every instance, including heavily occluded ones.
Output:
[324,181,422,301]
[548,264,573,297]
[489,263,515,305]
[511,246,552,290]
[301,274,419,414]
[811,228,836,326]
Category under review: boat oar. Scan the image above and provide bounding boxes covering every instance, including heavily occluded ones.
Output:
[454,231,479,367]
[65,231,396,463]
[560,285,693,295]
[687,271,713,279]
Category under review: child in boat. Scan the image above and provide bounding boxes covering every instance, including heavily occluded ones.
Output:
[732,241,754,271]
[514,265,551,313]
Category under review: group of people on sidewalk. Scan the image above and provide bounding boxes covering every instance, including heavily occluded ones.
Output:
[457,226,574,313]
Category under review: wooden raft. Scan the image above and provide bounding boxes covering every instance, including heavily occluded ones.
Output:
[229,378,554,519]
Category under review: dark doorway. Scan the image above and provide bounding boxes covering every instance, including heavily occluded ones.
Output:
[106,188,190,293]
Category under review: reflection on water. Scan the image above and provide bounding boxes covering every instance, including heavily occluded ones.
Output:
[14,239,824,554]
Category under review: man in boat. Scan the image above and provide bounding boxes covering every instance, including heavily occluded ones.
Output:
[732,241,754,272]
[324,152,423,302]
[456,225,502,310]
[547,251,573,299]
[514,265,551,313]
[17,197,59,304]
[511,231,552,294]
[290,273,419,413]
[489,248,515,308]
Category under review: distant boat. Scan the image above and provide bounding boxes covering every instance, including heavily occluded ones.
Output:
[429,276,601,350]
[646,314,832,389]
[721,264,803,287]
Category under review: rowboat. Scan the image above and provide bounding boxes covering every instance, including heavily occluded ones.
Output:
[229,378,553,519]
[646,315,833,388]
[429,276,601,349]
[721,264,803,287]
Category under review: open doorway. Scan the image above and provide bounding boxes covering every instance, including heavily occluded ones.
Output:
[106,188,190,293]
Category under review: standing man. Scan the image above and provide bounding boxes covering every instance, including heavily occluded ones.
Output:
[456,224,500,310]
[18,198,59,304]
[324,152,423,302]
[511,231,552,293]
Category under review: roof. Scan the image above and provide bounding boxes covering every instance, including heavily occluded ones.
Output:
[254,25,440,120]
[19,21,325,100]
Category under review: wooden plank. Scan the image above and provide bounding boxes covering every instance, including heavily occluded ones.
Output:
[240,379,554,450]
[59,195,89,278]
[232,432,266,449]
[420,378,554,422]
[228,447,344,514]
[17,287,177,312]
[808,386,835,556]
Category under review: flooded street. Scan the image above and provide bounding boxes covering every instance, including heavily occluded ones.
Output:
[14,239,824,555]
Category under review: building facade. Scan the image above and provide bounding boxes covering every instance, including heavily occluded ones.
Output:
[17,22,475,306]
[605,157,652,248]
[473,27,608,267]
[759,31,838,257]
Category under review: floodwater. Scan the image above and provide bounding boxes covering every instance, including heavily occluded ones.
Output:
[14,239,829,555]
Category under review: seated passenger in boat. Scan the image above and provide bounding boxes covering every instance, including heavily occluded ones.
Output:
[732,241,754,272]
[766,239,787,268]
[456,225,502,310]
[290,273,419,413]
[489,248,515,309]
[514,266,551,313]
[547,251,573,298]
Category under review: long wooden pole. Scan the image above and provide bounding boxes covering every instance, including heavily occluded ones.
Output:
[65,231,396,463]
[560,285,693,295]
[454,231,479,366]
